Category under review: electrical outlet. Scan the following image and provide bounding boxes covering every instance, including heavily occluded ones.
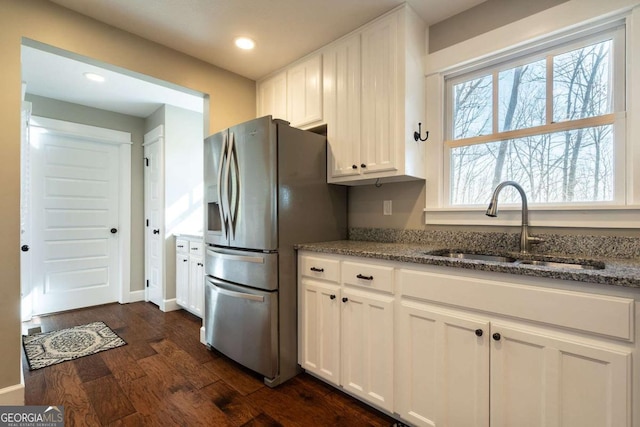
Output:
[383,200,392,215]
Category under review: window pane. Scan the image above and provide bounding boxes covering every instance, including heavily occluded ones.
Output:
[498,59,546,131]
[553,40,612,122]
[450,125,613,205]
[452,75,492,139]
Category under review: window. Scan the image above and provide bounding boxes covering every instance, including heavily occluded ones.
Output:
[445,26,625,207]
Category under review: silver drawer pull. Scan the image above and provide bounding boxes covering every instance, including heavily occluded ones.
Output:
[207,279,265,302]
[356,274,374,280]
[207,249,264,264]
[310,267,324,272]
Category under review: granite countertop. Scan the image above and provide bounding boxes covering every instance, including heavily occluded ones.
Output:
[296,240,640,289]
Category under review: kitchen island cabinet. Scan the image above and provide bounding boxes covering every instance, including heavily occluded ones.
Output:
[297,248,636,427]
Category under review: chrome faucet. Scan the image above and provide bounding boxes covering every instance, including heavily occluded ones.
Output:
[486,181,543,253]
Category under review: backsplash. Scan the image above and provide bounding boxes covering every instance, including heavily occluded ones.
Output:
[348,228,640,259]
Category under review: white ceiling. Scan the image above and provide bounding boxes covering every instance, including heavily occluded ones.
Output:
[23,0,485,118]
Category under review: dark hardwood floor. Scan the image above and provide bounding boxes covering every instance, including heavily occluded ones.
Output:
[22,302,397,426]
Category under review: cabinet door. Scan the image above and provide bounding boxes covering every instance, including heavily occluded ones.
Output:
[300,279,341,385]
[188,255,204,317]
[341,287,394,412]
[324,34,361,180]
[176,254,189,308]
[396,300,490,427]
[360,12,398,174]
[287,55,323,127]
[257,72,287,121]
[490,323,631,427]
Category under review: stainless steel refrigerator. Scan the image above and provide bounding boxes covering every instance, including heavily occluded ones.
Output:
[203,116,347,386]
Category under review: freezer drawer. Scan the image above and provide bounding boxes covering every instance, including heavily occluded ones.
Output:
[204,277,278,379]
[205,246,278,291]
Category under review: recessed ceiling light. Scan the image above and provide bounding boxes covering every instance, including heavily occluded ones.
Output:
[234,37,255,50]
[83,72,105,82]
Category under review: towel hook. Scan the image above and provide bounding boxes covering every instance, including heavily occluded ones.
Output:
[413,122,429,142]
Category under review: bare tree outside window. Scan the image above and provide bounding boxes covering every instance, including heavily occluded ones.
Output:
[449,38,615,206]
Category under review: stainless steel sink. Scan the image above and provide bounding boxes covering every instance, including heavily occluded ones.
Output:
[425,249,605,270]
[514,259,605,270]
[426,251,517,263]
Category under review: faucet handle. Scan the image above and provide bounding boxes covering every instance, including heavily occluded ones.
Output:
[529,236,544,245]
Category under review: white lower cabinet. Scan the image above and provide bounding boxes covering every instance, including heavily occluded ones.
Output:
[175,238,204,318]
[298,253,394,412]
[397,268,632,427]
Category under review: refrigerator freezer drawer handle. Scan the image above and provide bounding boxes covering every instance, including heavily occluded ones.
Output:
[207,250,265,264]
[207,279,265,302]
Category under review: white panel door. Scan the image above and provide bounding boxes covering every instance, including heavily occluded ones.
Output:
[341,287,394,412]
[491,323,631,427]
[30,129,120,314]
[144,137,164,307]
[361,12,398,174]
[324,33,361,180]
[396,300,490,427]
[300,279,341,385]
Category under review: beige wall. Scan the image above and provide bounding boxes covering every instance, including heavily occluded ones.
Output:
[429,0,569,53]
[0,0,255,394]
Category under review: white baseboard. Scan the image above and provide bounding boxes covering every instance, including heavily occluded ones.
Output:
[200,326,206,345]
[128,290,145,303]
[0,382,24,405]
[161,298,181,312]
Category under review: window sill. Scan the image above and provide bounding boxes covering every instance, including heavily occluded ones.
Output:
[424,205,640,228]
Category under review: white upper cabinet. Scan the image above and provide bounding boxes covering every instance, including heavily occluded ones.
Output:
[257,53,323,129]
[326,5,427,185]
[257,71,287,121]
[287,55,323,128]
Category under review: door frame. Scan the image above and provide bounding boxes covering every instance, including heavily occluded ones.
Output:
[143,125,166,308]
[23,116,132,319]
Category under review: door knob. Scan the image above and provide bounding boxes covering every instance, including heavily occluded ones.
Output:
[475,329,483,337]
[360,163,367,168]
[21,245,29,252]
[110,228,118,234]
[153,229,160,234]
[329,294,336,300]
[493,333,501,341]
[342,297,348,303]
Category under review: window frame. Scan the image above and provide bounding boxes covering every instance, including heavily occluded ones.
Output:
[422,4,640,229]
[442,24,626,209]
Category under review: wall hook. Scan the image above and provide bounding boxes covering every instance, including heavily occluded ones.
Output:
[414,122,429,142]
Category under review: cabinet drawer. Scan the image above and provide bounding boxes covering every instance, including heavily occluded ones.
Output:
[176,239,188,254]
[300,255,340,283]
[342,261,394,293]
[399,268,634,341]
[189,241,203,255]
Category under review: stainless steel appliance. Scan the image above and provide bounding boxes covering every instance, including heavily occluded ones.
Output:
[203,116,347,386]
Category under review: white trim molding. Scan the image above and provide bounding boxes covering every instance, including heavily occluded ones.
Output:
[0,382,25,405]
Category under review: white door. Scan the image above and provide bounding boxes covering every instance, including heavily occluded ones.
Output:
[144,127,164,307]
[29,123,121,314]
[341,287,394,412]
[300,279,341,386]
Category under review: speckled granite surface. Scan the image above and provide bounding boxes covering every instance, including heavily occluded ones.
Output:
[296,229,640,289]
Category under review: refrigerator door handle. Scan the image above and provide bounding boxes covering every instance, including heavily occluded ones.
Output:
[228,132,240,240]
[217,133,229,239]
[206,277,265,302]
[207,249,265,264]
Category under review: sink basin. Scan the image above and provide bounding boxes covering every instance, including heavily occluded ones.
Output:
[425,249,605,270]
[515,259,605,270]
[427,251,517,263]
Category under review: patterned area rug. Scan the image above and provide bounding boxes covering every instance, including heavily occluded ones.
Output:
[22,321,126,370]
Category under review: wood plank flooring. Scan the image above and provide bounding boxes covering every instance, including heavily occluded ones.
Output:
[22,302,397,426]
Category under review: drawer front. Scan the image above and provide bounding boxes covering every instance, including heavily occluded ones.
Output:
[300,255,340,283]
[189,241,204,255]
[399,268,634,341]
[176,239,188,254]
[342,261,394,294]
